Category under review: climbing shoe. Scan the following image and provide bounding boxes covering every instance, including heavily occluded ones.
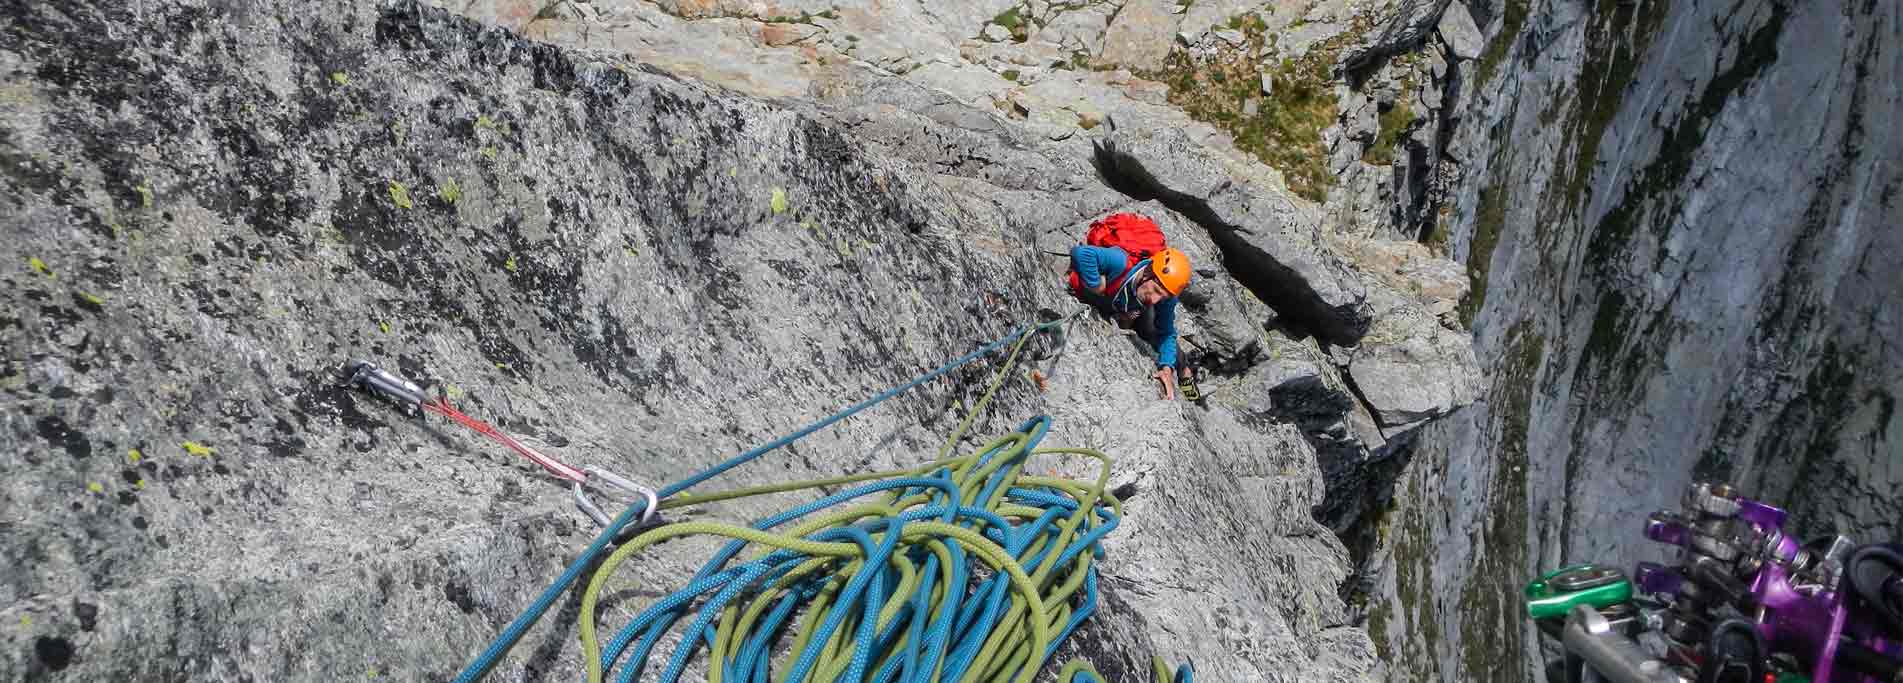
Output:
[1176,352,1205,403]
[1177,364,1203,403]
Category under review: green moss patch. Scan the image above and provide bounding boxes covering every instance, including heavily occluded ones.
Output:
[1363,98,1415,166]
[1473,0,1528,86]
[1137,15,1356,202]
[1458,182,1508,326]
[990,6,1031,42]
[1454,320,1540,681]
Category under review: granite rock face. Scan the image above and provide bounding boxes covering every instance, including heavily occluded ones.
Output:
[1365,0,1903,680]
[0,1,1482,680]
[1338,0,1451,72]
[1433,2,1483,61]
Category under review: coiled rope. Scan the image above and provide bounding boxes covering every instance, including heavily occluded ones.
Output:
[452,310,1190,682]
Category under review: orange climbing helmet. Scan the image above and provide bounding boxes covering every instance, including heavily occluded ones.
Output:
[1149,247,1191,295]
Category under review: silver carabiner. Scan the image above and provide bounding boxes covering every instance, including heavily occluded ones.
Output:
[572,467,661,534]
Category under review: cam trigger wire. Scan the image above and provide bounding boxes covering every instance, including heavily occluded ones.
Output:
[343,359,659,529]
[419,396,588,484]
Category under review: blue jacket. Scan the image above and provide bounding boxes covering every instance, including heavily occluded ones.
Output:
[1070,245,1180,368]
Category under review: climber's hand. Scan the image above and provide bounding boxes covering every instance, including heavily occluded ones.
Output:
[1153,367,1176,400]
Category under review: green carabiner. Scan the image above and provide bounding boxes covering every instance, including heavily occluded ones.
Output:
[1524,563,1634,620]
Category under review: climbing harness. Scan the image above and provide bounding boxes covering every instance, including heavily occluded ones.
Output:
[344,360,661,531]
[1526,481,1903,683]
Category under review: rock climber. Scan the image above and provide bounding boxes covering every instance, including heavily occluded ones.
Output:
[1064,212,1193,400]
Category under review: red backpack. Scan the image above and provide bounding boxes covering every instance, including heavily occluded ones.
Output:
[1065,213,1167,298]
